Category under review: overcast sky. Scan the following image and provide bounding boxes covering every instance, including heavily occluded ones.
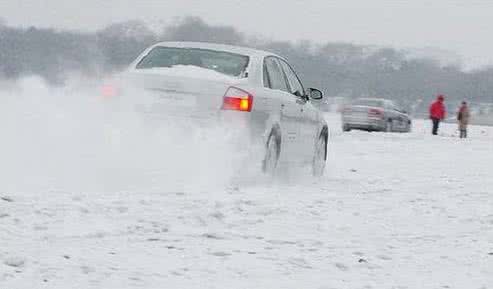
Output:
[1,0,492,69]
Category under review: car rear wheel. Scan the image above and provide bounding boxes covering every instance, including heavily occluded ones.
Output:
[262,130,280,175]
[312,130,328,177]
[343,124,351,132]
[385,120,393,132]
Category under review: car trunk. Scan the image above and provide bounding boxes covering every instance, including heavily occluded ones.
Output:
[121,69,245,119]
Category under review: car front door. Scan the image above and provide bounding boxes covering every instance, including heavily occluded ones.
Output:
[277,58,318,160]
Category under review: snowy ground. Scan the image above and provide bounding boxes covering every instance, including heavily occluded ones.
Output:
[1,80,493,289]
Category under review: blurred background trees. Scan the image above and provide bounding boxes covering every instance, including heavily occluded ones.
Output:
[1,17,492,114]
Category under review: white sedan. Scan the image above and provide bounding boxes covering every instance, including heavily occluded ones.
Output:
[102,42,328,176]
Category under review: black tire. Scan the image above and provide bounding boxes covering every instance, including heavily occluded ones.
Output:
[262,129,281,174]
[343,124,351,132]
[312,128,328,177]
[385,120,393,132]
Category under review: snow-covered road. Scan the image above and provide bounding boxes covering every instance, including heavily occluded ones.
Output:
[1,89,493,289]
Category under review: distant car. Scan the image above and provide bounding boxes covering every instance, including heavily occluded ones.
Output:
[341,98,411,132]
[103,42,329,176]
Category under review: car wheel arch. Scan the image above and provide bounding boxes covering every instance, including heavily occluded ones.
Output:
[270,123,282,146]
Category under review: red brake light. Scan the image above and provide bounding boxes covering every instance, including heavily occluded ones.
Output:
[221,87,253,112]
[368,108,383,117]
[101,83,118,99]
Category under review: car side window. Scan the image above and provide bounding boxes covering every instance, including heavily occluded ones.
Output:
[264,57,289,92]
[386,101,396,111]
[278,59,305,97]
[393,103,402,112]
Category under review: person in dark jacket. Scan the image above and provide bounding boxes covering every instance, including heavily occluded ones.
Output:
[429,95,446,135]
[457,101,470,138]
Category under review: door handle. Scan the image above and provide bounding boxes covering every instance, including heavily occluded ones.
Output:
[296,98,305,105]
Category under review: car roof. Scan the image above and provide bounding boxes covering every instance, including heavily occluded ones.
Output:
[150,41,281,59]
[355,98,387,101]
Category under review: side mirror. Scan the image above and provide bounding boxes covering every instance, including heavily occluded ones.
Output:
[308,88,323,100]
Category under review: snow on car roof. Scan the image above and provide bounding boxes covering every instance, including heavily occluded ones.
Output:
[150,41,282,59]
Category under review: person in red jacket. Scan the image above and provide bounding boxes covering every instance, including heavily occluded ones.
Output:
[429,95,446,135]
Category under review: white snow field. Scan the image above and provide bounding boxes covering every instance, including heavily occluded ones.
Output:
[1,78,493,289]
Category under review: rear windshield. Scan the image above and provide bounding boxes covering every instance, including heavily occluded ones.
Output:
[136,47,250,77]
[352,99,385,107]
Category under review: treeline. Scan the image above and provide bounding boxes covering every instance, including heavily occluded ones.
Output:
[1,16,492,112]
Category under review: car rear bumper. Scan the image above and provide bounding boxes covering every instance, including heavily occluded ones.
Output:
[342,116,386,130]
[137,109,258,145]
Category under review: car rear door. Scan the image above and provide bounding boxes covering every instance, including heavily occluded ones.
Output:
[387,101,407,131]
[263,56,302,158]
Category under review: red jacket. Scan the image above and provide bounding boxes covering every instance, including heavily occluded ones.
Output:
[429,99,446,120]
